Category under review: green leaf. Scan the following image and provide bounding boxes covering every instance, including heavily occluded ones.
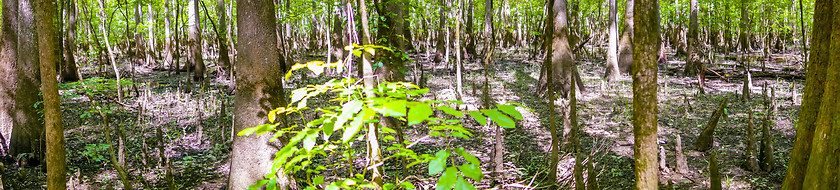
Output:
[325,183,340,190]
[400,182,416,189]
[496,104,523,120]
[457,163,483,181]
[429,149,450,175]
[467,111,486,126]
[454,148,480,166]
[335,100,363,130]
[436,167,458,190]
[343,108,367,142]
[408,103,433,125]
[291,88,307,103]
[303,132,317,151]
[247,179,269,190]
[454,176,477,190]
[437,106,464,117]
[381,100,407,117]
[313,176,325,186]
[481,109,516,128]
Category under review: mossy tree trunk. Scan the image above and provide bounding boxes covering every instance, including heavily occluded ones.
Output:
[632,0,660,188]
[35,0,67,188]
[782,0,832,188]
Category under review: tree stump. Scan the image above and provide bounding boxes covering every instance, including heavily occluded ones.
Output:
[695,99,729,151]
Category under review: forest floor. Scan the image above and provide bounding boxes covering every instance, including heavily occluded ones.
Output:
[3,45,804,189]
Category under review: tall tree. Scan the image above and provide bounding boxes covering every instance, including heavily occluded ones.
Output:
[216,0,231,78]
[782,0,832,188]
[604,0,619,81]
[465,0,476,56]
[0,0,20,153]
[188,0,205,81]
[617,0,634,74]
[62,0,80,82]
[538,0,584,98]
[375,0,406,82]
[434,0,446,63]
[35,0,67,188]
[798,0,840,188]
[9,0,45,162]
[685,0,703,93]
[739,0,750,52]
[632,0,660,189]
[227,0,293,188]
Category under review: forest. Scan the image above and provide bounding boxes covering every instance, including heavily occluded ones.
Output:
[0,0,837,189]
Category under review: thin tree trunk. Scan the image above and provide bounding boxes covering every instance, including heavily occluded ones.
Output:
[35,0,67,188]
[603,0,619,81]
[98,0,122,101]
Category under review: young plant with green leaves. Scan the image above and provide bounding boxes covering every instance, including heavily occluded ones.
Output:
[239,45,526,190]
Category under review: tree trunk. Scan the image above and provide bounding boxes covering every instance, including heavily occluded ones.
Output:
[782,0,832,188]
[61,0,80,82]
[538,0,584,98]
[632,0,660,188]
[227,0,294,188]
[544,0,560,182]
[98,0,122,101]
[617,0,634,74]
[739,0,750,52]
[147,4,156,67]
[188,0,205,81]
[603,0,619,81]
[800,0,840,187]
[0,0,19,153]
[465,0,476,56]
[10,0,45,162]
[164,0,173,70]
[35,0,67,188]
[746,110,761,171]
[434,0,445,63]
[217,0,231,78]
[685,0,701,77]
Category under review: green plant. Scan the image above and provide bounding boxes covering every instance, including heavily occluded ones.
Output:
[239,44,525,190]
[80,144,110,162]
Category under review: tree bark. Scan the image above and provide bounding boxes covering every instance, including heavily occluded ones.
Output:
[0,0,19,153]
[685,0,701,77]
[216,0,231,78]
[632,0,660,188]
[782,0,832,188]
[739,0,750,52]
[10,0,45,162]
[35,0,66,188]
[617,0,634,74]
[227,0,293,188]
[801,0,840,188]
[62,0,80,82]
[538,0,584,97]
[603,0,619,81]
[188,0,205,81]
[694,99,728,152]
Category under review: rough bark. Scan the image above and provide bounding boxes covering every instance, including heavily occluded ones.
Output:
[374,0,406,82]
[227,0,293,188]
[434,0,445,63]
[538,0,584,97]
[782,0,832,188]
[801,0,840,186]
[35,0,66,188]
[745,110,760,172]
[694,99,728,152]
[739,0,750,52]
[216,0,231,77]
[0,0,19,153]
[545,0,560,182]
[10,0,45,162]
[62,0,80,82]
[685,0,701,77]
[603,0,619,81]
[188,0,205,81]
[710,150,722,190]
[617,0,634,74]
[632,0,660,188]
